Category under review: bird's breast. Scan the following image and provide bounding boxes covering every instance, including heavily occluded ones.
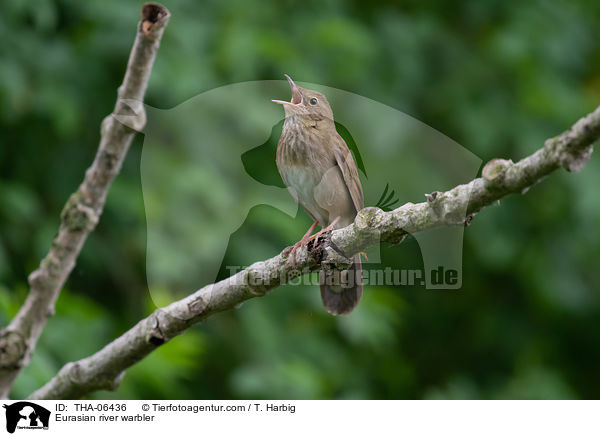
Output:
[279,164,319,201]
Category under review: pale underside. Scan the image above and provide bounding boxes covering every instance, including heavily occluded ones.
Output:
[279,162,356,228]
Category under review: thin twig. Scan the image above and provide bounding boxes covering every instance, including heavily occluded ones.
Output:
[0,3,170,399]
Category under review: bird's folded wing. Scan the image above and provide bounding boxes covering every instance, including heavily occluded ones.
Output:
[333,136,365,213]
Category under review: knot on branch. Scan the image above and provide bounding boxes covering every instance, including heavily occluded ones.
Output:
[28,262,53,291]
[0,330,27,369]
[353,207,384,243]
[63,361,84,385]
[322,206,383,256]
[146,309,185,346]
[113,99,147,132]
[187,294,209,318]
[354,207,384,233]
[482,158,513,183]
[146,318,166,346]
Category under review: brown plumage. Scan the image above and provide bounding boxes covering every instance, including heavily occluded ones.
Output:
[273,75,364,315]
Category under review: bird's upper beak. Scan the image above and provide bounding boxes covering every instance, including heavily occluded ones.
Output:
[272,74,302,106]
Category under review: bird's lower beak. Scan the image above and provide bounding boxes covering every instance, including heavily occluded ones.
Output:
[272,74,302,106]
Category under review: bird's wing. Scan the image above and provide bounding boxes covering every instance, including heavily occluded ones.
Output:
[333,135,364,212]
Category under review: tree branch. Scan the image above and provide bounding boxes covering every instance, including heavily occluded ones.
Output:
[0,3,170,398]
[27,105,599,400]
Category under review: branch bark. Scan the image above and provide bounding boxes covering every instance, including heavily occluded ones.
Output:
[0,3,170,398]
[27,105,599,400]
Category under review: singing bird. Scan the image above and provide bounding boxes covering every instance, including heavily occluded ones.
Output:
[273,75,364,315]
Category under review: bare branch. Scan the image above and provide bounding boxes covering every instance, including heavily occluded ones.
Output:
[0,3,170,398]
[28,105,599,400]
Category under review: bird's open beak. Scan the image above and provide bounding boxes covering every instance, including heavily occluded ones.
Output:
[272,74,302,106]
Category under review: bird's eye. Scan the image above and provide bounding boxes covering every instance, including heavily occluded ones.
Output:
[309,97,318,105]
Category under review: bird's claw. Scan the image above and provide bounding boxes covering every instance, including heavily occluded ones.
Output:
[283,218,340,266]
[283,234,313,266]
[308,216,340,245]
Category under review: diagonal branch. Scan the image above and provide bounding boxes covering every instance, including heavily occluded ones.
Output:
[28,104,599,400]
[0,3,170,398]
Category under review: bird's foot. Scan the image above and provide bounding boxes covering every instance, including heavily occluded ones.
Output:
[283,234,314,266]
[283,217,341,266]
[307,216,340,245]
[283,220,319,265]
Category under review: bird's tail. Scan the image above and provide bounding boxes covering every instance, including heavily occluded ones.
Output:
[320,254,363,315]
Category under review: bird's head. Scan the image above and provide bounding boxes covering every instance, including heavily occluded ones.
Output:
[272,74,334,125]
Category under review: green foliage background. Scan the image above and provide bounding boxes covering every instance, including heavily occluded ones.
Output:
[1,0,599,399]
